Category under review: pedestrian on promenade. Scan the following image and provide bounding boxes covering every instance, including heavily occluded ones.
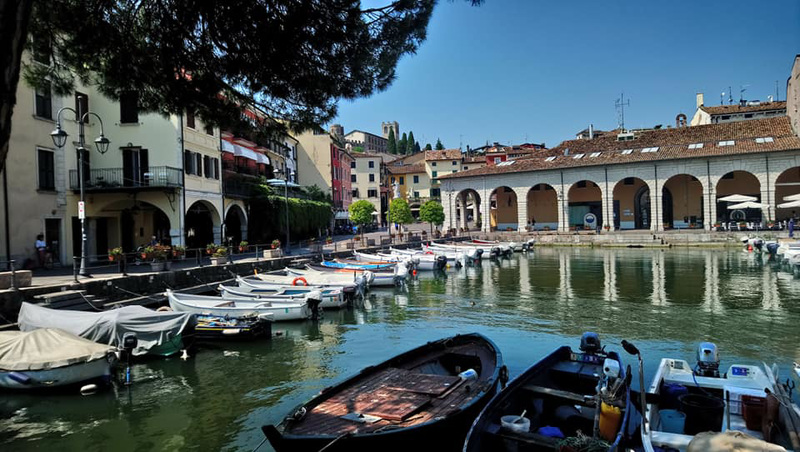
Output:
[35,234,47,268]
[790,217,795,239]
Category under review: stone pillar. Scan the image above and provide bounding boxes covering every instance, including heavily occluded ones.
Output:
[482,189,491,232]
[761,187,775,224]
[600,188,613,231]
[705,182,716,231]
[557,191,568,232]
[516,191,528,232]
[651,181,663,232]
[460,192,468,230]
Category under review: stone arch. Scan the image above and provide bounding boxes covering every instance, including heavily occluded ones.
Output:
[567,180,602,230]
[613,177,651,230]
[662,174,704,229]
[526,183,558,231]
[97,199,172,252]
[489,186,518,231]
[455,189,481,231]
[186,200,222,248]
[715,170,762,224]
[224,204,248,247]
[775,166,800,221]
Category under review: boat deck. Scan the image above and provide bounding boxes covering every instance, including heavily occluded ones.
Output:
[287,343,494,436]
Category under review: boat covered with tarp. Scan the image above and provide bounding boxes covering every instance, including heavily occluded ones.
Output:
[0,328,115,389]
[17,302,192,357]
[263,333,506,452]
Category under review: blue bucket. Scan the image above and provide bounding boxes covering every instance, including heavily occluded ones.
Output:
[659,409,685,434]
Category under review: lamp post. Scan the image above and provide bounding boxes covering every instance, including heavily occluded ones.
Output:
[271,169,296,255]
[50,95,110,277]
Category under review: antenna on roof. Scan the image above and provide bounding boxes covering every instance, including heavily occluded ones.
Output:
[728,86,733,105]
[775,80,779,102]
[739,85,749,105]
[720,90,725,105]
[615,93,630,131]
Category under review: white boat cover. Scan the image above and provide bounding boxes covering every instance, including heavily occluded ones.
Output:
[18,302,192,356]
[0,328,113,371]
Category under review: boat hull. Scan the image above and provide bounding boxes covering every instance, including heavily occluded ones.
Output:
[167,290,311,321]
[0,357,113,389]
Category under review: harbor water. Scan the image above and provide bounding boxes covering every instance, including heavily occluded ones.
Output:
[2,247,800,451]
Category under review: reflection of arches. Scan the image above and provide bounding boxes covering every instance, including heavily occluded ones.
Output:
[489,186,518,231]
[186,201,221,248]
[715,171,761,223]
[662,174,703,228]
[612,177,650,230]
[224,204,247,246]
[455,189,481,230]
[568,180,602,229]
[527,184,558,231]
[775,166,800,221]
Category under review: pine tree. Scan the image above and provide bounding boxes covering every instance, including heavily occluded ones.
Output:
[387,129,397,154]
[435,138,445,150]
[406,131,416,155]
[414,141,421,153]
[424,143,433,151]
[398,133,408,155]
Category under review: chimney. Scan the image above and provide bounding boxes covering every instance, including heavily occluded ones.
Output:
[589,124,594,140]
[696,92,704,108]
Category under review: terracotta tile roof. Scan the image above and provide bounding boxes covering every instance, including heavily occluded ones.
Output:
[463,156,484,163]
[388,163,426,175]
[700,101,786,116]
[424,149,462,160]
[441,116,800,180]
[351,152,383,159]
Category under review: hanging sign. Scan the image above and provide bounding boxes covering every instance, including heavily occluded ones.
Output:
[78,201,86,219]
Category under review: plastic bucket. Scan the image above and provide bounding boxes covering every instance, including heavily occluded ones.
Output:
[741,395,765,430]
[501,415,531,433]
[660,383,689,410]
[678,393,724,435]
[659,409,685,434]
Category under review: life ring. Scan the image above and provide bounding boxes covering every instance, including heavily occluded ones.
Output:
[292,277,308,286]
[156,306,173,312]
[424,251,434,255]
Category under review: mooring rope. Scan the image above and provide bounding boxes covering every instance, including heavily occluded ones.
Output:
[112,284,163,302]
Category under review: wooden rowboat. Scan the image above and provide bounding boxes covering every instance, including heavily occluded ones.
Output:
[263,333,507,452]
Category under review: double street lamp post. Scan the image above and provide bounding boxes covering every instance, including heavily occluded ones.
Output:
[270,169,297,255]
[50,95,110,277]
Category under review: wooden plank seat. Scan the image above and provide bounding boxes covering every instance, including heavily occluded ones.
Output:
[485,422,560,448]
[521,384,595,406]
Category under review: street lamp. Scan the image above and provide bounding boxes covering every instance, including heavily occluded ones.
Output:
[268,169,297,255]
[50,95,110,276]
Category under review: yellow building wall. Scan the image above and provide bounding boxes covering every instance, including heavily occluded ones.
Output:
[613,179,647,228]
[664,175,703,227]
[527,187,558,228]
[776,167,800,220]
[716,171,760,197]
[295,131,332,192]
[491,188,518,230]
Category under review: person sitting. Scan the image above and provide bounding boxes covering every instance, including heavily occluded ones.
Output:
[35,234,48,268]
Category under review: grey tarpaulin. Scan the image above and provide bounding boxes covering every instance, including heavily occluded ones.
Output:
[0,329,114,371]
[18,302,192,356]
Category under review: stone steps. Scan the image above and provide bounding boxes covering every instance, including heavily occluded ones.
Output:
[33,290,105,311]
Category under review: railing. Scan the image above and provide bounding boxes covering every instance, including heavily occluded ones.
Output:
[69,166,182,190]
[224,179,259,198]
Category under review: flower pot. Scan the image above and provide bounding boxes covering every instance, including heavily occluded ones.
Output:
[210,256,228,266]
[150,262,165,272]
[239,246,246,253]
[164,261,172,270]
[263,249,281,259]
[108,255,115,262]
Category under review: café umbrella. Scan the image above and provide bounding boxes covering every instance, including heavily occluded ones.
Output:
[727,201,770,209]
[777,200,800,209]
[718,194,758,203]
[783,193,800,202]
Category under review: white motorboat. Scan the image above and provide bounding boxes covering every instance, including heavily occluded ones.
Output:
[252,271,363,295]
[166,289,312,321]
[427,241,500,259]
[353,250,447,270]
[223,280,347,309]
[0,328,115,389]
[399,246,473,265]
[288,264,406,287]
[470,238,522,252]
[641,342,800,452]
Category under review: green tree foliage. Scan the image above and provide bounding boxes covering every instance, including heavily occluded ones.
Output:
[389,198,413,233]
[0,1,488,174]
[349,200,376,240]
[304,185,332,203]
[414,141,421,153]
[406,131,416,155]
[435,138,445,150]
[387,129,397,154]
[419,200,445,233]
[352,146,364,153]
[424,143,433,151]
[398,132,408,155]
[248,190,332,243]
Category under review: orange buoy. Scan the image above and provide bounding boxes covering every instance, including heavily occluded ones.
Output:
[412,270,417,276]
[292,277,308,286]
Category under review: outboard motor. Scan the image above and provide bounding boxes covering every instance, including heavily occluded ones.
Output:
[435,255,448,270]
[579,332,602,355]
[695,342,720,378]
[752,238,764,252]
[394,261,410,284]
[363,270,375,286]
[122,332,138,385]
[456,252,467,268]
[305,291,323,320]
[489,246,501,259]
[766,242,779,255]
[475,248,484,259]
[741,236,750,245]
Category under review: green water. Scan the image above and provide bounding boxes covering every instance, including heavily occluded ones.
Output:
[2,248,800,451]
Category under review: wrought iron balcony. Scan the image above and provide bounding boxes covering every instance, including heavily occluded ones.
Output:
[69,166,182,191]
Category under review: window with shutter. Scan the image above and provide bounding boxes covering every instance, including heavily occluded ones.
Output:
[37,149,55,190]
[184,151,193,175]
[120,91,139,124]
[195,153,203,177]
[204,155,211,178]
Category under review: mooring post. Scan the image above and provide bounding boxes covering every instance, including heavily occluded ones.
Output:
[9,260,16,290]
[73,256,79,283]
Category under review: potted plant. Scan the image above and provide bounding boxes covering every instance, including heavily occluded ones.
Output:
[239,240,249,253]
[325,236,333,245]
[271,239,281,249]
[206,243,217,255]
[142,246,154,260]
[108,246,123,261]
[210,245,228,265]
[603,224,610,231]
[172,245,186,259]
[149,245,168,271]
[713,222,721,230]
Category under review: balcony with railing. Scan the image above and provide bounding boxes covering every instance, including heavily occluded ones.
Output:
[69,166,182,191]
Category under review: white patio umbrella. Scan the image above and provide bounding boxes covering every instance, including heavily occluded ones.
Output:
[727,201,770,209]
[718,194,758,202]
[782,193,800,202]
[777,200,800,209]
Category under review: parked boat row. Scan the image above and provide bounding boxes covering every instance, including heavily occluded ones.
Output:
[261,332,800,452]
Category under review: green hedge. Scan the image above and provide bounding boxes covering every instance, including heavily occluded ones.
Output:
[248,195,332,243]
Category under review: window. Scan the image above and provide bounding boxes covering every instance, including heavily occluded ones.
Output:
[688,143,704,149]
[452,161,457,166]
[31,36,52,65]
[432,171,438,178]
[494,157,502,163]
[432,162,437,167]
[621,149,633,155]
[572,153,584,159]
[720,115,731,120]
[350,161,356,169]
[589,152,601,158]
[120,91,139,124]
[641,147,659,153]
[452,170,457,173]
[186,111,195,128]
[755,137,774,143]
[413,175,419,183]
[74,92,89,123]
[399,176,404,184]
[624,177,634,185]
[369,174,375,182]
[577,180,587,188]
[35,85,52,119]
[37,149,55,190]
[351,174,357,182]
[204,124,214,135]
[545,156,556,162]
[431,188,440,197]
[195,153,203,177]
[497,160,516,166]
[368,189,378,198]
[391,176,395,184]
[718,140,735,146]
[744,113,753,119]
[413,191,420,198]
[352,189,359,198]
[368,160,375,168]
[212,158,219,179]
[184,150,194,175]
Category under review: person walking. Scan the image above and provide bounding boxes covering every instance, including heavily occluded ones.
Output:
[35,234,48,268]
[789,217,795,239]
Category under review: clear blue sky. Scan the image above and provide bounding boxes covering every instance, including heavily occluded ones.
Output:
[336,0,800,150]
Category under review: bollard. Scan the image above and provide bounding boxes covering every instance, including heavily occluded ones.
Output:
[73,256,79,283]
[9,260,16,290]
[256,245,260,261]
[120,256,128,276]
